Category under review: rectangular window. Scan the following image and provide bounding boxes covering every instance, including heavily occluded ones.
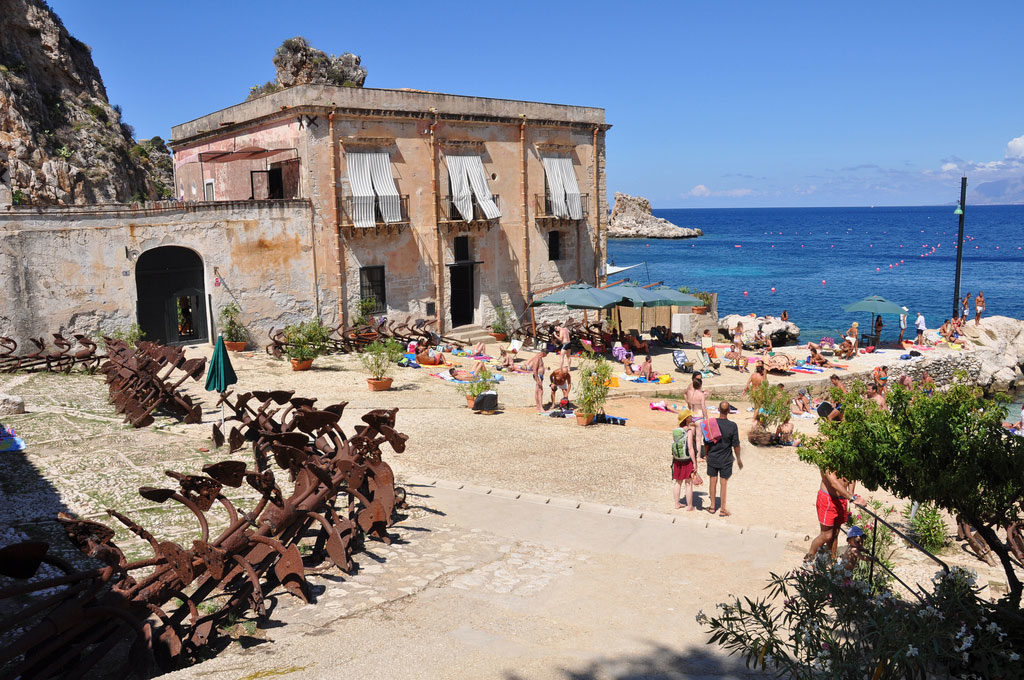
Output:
[454,236,470,262]
[204,180,215,201]
[548,230,562,261]
[359,266,386,313]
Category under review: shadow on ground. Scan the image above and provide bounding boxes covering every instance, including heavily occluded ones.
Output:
[507,641,766,680]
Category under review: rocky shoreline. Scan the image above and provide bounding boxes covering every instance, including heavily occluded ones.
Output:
[607,192,703,239]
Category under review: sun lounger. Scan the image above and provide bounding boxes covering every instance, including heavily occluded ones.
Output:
[698,350,721,375]
[672,350,694,373]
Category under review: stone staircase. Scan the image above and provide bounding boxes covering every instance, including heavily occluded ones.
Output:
[448,324,494,346]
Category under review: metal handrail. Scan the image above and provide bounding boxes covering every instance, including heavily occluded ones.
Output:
[338,195,410,227]
[534,192,590,219]
[844,498,949,602]
[438,194,500,222]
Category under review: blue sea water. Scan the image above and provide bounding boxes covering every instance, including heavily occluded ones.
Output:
[606,205,1024,341]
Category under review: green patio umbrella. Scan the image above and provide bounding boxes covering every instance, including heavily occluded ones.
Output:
[530,284,629,310]
[843,295,905,343]
[605,282,677,307]
[205,335,237,424]
[648,285,703,307]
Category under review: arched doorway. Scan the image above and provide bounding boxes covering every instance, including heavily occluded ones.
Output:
[135,246,208,345]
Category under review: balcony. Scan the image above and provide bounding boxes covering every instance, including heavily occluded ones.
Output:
[535,193,590,220]
[339,195,410,229]
[438,194,501,225]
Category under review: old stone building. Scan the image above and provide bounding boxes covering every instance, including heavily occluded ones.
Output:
[1,85,609,345]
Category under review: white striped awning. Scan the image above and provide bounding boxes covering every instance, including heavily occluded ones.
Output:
[543,157,583,220]
[445,154,501,221]
[365,153,401,224]
[345,152,377,228]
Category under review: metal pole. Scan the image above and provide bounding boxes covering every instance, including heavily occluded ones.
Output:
[952,176,967,319]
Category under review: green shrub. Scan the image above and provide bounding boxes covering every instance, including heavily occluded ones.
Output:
[678,285,713,308]
[456,365,499,399]
[218,302,247,344]
[749,380,791,430]
[902,502,949,553]
[489,305,514,335]
[56,145,72,159]
[575,354,613,416]
[359,339,403,381]
[282,319,331,361]
[849,500,898,592]
[12,190,26,205]
[354,296,378,326]
[86,103,108,123]
[105,322,145,349]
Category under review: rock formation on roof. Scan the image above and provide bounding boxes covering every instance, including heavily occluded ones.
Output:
[247,37,367,100]
[0,0,165,205]
[607,192,703,239]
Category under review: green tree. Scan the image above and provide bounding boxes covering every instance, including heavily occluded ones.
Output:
[798,379,1024,606]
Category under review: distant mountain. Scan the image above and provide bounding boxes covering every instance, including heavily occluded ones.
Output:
[969,175,1024,205]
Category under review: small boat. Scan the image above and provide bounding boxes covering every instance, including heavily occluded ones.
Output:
[0,423,25,452]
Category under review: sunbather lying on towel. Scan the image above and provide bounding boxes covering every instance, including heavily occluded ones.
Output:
[808,347,835,368]
[448,361,486,381]
[416,347,448,366]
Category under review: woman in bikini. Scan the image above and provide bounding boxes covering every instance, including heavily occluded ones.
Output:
[684,374,709,459]
[975,291,985,326]
[844,322,859,351]
[873,365,889,394]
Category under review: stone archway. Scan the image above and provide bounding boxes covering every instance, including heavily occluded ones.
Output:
[135,246,208,345]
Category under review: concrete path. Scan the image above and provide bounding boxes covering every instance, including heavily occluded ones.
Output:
[166,479,794,680]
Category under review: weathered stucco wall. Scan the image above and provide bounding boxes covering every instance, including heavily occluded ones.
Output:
[0,200,325,345]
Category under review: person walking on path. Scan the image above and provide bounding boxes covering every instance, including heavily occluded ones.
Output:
[553,321,572,371]
[671,409,699,511]
[914,312,927,345]
[805,467,863,562]
[975,291,986,326]
[706,401,742,516]
[526,349,548,414]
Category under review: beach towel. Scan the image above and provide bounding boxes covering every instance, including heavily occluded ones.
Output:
[701,417,722,443]
[430,372,504,384]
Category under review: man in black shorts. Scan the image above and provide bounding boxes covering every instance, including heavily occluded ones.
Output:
[706,401,742,516]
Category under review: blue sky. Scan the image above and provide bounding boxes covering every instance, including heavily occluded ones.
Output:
[49,0,1024,207]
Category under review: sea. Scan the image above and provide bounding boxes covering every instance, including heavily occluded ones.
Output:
[606,205,1024,342]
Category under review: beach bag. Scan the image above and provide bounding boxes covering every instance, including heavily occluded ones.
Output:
[691,469,703,486]
[701,417,722,444]
[909,350,922,357]
[658,374,671,384]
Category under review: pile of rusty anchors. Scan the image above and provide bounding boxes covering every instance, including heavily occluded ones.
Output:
[100,339,207,428]
[0,401,408,679]
[0,334,101,373]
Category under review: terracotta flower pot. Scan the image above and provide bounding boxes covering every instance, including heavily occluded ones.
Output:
[290,358,313,371]
[576,413,595,426]
[489,332,507,342]
[225,341,246,352]
[466,395,476,408]
[691,306,708,315]
[367,377,393,391]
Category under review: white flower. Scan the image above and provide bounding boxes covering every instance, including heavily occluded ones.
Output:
[1009,652,1020,662]
[906,645,918,657]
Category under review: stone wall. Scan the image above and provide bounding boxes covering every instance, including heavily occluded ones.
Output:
[0,200,322,345]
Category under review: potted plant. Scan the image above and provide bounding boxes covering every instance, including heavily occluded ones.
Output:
[455,366,499,408]
[574,354,613,425]
[219,302,248,351]
[748,380,792,445]
[360,338,403,390]
[488,305,514,341]
[282,319,330,370]
[679,286,713,314]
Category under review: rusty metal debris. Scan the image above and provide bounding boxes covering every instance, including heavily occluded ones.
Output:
[99,340,207,428]
[265,317,464,358]
[0,393,407,679]
[0,334,101,374]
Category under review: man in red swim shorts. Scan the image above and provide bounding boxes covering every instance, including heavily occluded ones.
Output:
[805,467,863,562]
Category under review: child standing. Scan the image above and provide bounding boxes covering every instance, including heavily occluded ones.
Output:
[672,410,699,510]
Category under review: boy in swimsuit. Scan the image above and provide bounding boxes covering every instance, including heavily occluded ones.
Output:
[526,350,548,413]
[553,321,572,371]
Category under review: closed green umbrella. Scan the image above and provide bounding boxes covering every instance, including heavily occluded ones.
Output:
[530,284,629,310]
[205,335,237,424]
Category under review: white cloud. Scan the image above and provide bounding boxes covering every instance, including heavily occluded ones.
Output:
[687,184,753,198]
[1007,135,1024,159]
[941,162,959,172]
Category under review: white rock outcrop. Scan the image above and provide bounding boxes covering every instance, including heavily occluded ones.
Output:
[607,193,703,239]
[719,314,801,346]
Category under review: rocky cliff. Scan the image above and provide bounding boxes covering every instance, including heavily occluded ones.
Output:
[607,192,703,239]
[719,313,802,346]
[0,0,162,205]
[247,37,367,100]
